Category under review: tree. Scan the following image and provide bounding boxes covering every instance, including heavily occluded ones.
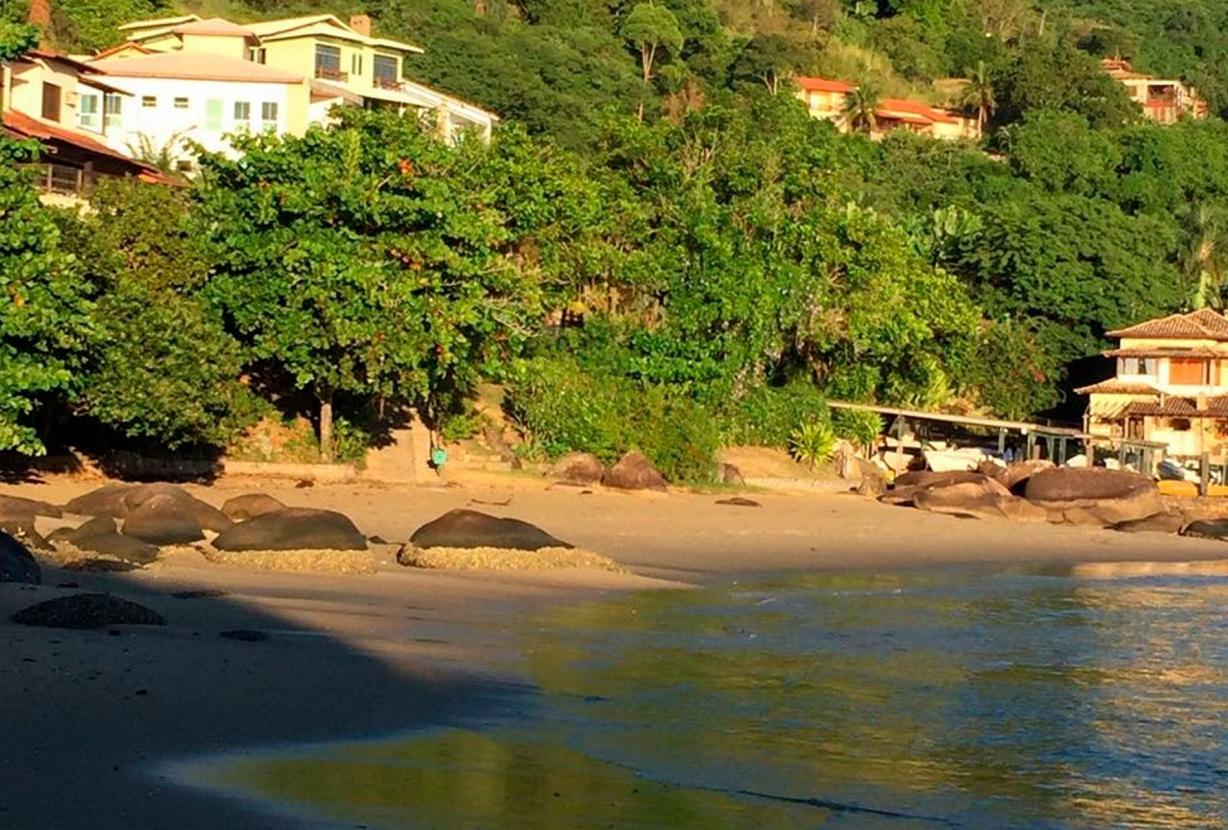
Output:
[196,111,576,460]
[993,40,1139,129]
[621,3,683,117]
[959,60,996,133]
[1183,204,1228,310]
[842,83,881,134]
[730,34,808,94]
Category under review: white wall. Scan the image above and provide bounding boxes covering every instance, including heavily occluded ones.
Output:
[85,76,294,166]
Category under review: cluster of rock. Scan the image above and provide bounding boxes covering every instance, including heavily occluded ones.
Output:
[549,451,669,491]
[877,461,1199,533]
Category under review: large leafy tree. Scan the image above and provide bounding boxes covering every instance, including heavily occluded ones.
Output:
[196,110,580,459]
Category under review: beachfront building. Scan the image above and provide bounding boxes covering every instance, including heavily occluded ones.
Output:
[794,76,980,142]
[1077,309,1228,460]
[1101,58,1207,124]
[105,13,497,145]
[0,48,163,202]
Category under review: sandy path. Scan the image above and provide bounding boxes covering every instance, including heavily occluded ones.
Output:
[2,473,1226,828]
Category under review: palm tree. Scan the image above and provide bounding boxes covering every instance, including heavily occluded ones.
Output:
[959,61,996,134]
[842,84,880,135]
[1184,204,1228,310]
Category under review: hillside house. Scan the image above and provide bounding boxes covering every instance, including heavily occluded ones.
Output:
[105,13,496,147]
[1077,309,1228,460]
[1101,58,1207,124]
[0,49,163,201]
[794,76,980,142]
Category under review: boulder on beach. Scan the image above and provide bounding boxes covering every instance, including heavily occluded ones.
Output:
[602,452,668,491]
[854,458,888,497]
[882,472,1008,506]
[1113,512,1186,534]
[0,514,50,552]
[549,453,605,486]
[52,516,160,564]
[981,460,1054,494]
[220,493,285,523]
[913,481,1048,522]
[62,483,137,518]
[121,494,206,545]
[0,531,41,584]
[407,509,572,552]
[1180,519,1228,541]
[0,493,62,518]
[1024,468,1163,527]
[121,484,232,532]
[212,508,367,551]
[11,593,165,629]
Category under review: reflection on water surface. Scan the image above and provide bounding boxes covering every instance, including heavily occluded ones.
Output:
[206,564,1228,829]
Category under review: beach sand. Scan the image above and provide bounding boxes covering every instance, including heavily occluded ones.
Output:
[2,472,1226,828]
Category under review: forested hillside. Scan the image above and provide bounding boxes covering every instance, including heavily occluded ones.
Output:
[4,1,1228,478]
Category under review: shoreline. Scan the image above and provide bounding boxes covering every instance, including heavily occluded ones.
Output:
[4,474,1228,828]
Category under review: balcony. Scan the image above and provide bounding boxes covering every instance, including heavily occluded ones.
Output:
[315,66,349,82]
[374,75,402,91]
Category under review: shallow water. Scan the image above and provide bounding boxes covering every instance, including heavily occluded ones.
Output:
[205,563,1228,828]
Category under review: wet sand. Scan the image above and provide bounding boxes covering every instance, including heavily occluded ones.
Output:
[2,474,1226,828]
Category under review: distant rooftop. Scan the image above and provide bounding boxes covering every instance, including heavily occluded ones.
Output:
[90,51,304,84]
[1108,309,1228,341]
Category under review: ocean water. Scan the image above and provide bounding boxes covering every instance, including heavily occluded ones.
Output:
[204,563,1228,829]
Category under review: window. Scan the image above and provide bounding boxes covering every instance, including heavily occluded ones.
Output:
[233,100,251,129]
[373,53,398,88]
[204,98,223,131]
[315,44,344,80]
[260,101,279,130]
[1120,357,1158,376]
[1167,418,1192,432]
[141,95,157,108]
[174,97,189,109]
[41,82,62,121]
[78,93,100,130]
[248,46,266,64]
[351,53,363,76]
[104,93,123,129]
[1170,357,1206,385]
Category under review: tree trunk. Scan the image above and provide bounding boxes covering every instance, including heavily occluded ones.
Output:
[319,395,334,463]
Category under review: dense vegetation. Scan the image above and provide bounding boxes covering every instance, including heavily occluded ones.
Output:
[4,2,1228,479]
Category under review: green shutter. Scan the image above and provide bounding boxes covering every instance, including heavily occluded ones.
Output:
[205,99,223,131]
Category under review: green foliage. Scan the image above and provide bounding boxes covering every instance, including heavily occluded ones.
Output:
[716,382,829,447]
[788,419,836,469]
[0,138,91,454]
[832,408,882,450]
[992,39,1139,129]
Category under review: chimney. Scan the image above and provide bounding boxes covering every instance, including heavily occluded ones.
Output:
[28,0,52,49]
[349,14,371,36]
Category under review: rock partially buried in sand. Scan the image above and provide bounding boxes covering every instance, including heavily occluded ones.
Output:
[980,459,1054,495]
[0,531,41,584]
[0,493,62,518]
[122,484,232,532]
[1180,519,1228,540]
[407,509,573,552]
[11,593,165,629]
[220,493,285,523]
[51,516,160,564]
[1024,468,1163,527]
[121,494,206,545]
[1113,512,1186,534]
[716,497,761,508]
[212,508,367,551]
[550,452,605,486]
[0,514,50,552]
[602,452,667,491]
[62,483,138,518]
[913,481,1048,522]
[882,472,1008,507]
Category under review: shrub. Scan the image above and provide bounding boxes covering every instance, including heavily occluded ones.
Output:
[833,409,883,452]
[789,420,836,469]
[717,382,829,447]
[634,387,721,483]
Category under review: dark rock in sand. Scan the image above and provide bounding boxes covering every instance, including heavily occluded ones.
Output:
[121,484,231,532]
[0,493,62,518]
[720,464,745,486]
[172,589,229,599]
[0,514,50,551]
[913,481,1048,522]
[1180,519,1228,540]
[121,494,205,545]
[894,470,987,489]
[0,531,41,584]
[220,629,268,642]
[601,452,668,491]
[1113,512,1186,534]
[980,460,1054,495]
[63,559,141,573]
[11,593,165,629]
[853,458,888,497]
[550,452,605,485]
[882,472,1008,506]
[407,509,572,552]
[295,479,314,488]
[55,516,159,564]
[716,497,761,508]
[212,508,367,551]
[220,493,285,523]
[1024,468,1163,527]
[63,483,138,518]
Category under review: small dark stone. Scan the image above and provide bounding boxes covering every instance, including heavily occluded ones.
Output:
[107,629,121,636]
[368,535,388,545]
[715,497,761,508]
[11,593,166,629]
[295,479,314,489]
[134,689,148,696]
[171,589,229,599]
[220,629,268,642]
[56,582,80,589]
[0,531,40,585]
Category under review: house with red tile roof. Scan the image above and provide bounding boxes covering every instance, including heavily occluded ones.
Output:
[1077,309,1228,459]
[793,76,980,141]
[1101,58,1207,124]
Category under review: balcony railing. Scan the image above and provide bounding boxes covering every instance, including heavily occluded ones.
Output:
[373,75,402,91]
[315,66,349,82]
[22,163,95,196]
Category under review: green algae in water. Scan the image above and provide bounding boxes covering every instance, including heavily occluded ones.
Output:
[206,728,831,829]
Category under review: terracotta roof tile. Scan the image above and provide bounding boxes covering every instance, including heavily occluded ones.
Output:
[1075,379,1160,395]
[876,98,961,125]
[795,76,854,94]
[90,52,303,84]
[171,17,256,37]
[1108,309,1228,340]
